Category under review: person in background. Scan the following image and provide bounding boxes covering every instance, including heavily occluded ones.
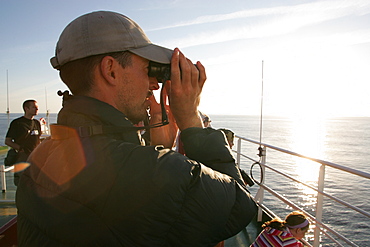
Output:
[39,117,49,135]
[219,128,255,188]
[5,99,41,186]
[251,211,310,247]
[218,128,235,148]
[199,111,212,127]
[16,11,257,246]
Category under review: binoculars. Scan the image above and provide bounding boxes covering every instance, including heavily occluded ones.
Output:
[148,61,198,83]
[148,61,170,83]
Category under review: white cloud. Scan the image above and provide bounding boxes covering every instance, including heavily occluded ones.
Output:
[151,0,370,31]
[157,0,370,49]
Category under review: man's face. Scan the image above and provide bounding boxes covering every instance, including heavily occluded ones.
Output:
[26,102,39,116]
[116,54,160,124]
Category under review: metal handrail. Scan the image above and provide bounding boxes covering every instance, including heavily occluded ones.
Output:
[234,135,369,247]
[262,163,370,218]
[236,136,370,179]
[0,164,14,192]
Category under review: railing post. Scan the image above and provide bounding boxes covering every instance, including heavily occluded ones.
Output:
[313,163,325,247]
[236,137,242,167]
[255,146,266,222]
[1,164,7,192]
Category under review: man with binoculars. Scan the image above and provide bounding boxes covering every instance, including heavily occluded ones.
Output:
[16,11,257,247]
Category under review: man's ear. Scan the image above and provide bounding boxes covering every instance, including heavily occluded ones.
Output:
[100,56,119,85]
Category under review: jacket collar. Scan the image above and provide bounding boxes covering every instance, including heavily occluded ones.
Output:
[57,96,143,144]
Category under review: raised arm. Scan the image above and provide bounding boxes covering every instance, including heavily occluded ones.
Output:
[166,48,206,131]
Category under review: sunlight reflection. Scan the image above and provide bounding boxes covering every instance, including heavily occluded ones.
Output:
[290,116,327,203]
[13,162,30,172]
[291,117,326,177]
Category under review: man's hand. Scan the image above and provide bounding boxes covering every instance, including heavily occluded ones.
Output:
[148,89,178,148]
[5,137,21,151]
[166,48,207,131]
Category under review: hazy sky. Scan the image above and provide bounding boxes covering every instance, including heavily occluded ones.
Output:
[1,0,370,117]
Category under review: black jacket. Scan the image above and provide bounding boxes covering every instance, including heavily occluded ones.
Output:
[16,96,257,246]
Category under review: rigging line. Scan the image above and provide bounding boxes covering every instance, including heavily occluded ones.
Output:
[251,60,265,185]
[259,60,264,146]
[45,87,48,112]
[249,61,265,183]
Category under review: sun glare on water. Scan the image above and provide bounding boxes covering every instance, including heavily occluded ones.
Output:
[289,115,327,204]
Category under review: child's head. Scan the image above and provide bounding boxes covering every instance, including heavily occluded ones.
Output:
[284,211,309,240]
[263,211,309,240]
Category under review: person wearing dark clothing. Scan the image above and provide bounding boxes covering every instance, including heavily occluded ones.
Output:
[5,99,41,185]
[16,11,257,246]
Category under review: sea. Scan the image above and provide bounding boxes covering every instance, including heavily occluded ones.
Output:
[1,113,369,246]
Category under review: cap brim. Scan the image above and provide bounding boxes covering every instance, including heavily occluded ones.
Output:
[50,44,173,69]
[50,56,60,69]
[129,44,173,64]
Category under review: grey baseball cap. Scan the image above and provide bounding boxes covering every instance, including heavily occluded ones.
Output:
[50,11,173,69]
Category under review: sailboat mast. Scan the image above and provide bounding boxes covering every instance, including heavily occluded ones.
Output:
[45,87,48,115]
[45,87,50,134]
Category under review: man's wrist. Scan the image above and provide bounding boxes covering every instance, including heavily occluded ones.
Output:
[177,115,203,131]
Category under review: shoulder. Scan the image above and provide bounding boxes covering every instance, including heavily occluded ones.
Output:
[279,230,300,246]
[260,227,300,245]
[8,117,25,128]
[10,116,24,124]
[132,145,199,184]
[264,227,284,236]
[33,119,41,126]
[133,145,193,172]
[263,227,292,238]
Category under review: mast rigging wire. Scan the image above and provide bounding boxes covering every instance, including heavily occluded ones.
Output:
[259,60,264,145]
[250,60,265,185]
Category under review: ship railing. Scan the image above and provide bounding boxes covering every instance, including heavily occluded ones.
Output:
[0,133,50,194]
[234,135,370,247]
[0,164,14,193]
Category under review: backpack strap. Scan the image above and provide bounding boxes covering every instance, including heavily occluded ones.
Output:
[50,124,140,139]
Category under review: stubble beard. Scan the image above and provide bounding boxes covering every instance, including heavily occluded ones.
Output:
[117,94,148,125]
[127,109,148,124]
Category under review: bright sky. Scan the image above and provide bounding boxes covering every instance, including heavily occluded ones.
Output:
[1,0,370,117]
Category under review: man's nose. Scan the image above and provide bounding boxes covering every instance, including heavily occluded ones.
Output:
[149,77,160,90]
